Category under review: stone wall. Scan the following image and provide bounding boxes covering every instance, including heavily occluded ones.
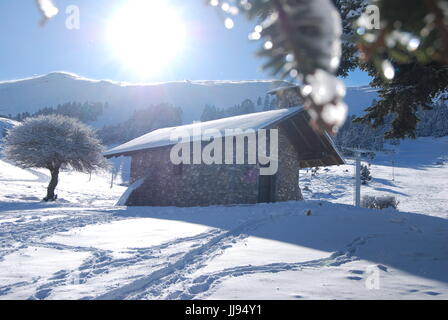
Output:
[276,127,303,201]
[127,145,259,207]
[126,127,302,206]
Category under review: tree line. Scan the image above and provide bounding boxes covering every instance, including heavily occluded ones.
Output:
[12,101,106,123]
[4,92,447,151]
[335,97,448,152]
[200,95,277,122]
[97,103,183,145]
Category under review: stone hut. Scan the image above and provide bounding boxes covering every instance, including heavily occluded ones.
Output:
[104,107,344,207]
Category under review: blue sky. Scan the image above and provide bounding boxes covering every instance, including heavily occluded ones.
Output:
[0,0,371,86]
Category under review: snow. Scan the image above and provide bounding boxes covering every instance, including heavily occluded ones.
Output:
[0,246,90,299]
[0,118,19,138]
[0,158,126,208]
[301,136,448,219]
[47,218,211,254]
[115,178,143,206]
[0,137,447,300]
[104,107,301,157]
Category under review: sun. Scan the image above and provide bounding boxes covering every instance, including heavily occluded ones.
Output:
[106,0,186,77]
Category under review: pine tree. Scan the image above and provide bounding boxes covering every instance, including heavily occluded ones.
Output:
[263,95,271,111]
[350,1,448,139]
[207,0,448,138]
[355,62,448,139]
[360,164,372,185]
[332,0,368,77]
[98,103,183,144]
[201,104,218,122]
[240,99,256,114]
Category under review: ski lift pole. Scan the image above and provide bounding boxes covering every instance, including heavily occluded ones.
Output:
[392,152,395,182]
[355,151,361,207]
[343,147,375,207]
[380,148,397,183]
[110,167,115,189]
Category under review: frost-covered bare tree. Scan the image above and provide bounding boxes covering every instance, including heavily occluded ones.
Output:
[3,115,108,201]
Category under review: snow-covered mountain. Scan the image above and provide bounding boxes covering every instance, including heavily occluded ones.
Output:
[0,72,287,126]
[0,72,377,127]
[344,85,379,115]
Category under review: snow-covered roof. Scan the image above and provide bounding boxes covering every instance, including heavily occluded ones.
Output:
[104,107,302,157]
[266,85,299,95]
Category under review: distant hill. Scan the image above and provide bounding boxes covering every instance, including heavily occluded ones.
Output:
[0,72,288,126]
[0,72,378,127]
[344,85,379,116]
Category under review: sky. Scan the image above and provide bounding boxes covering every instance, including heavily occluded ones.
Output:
[0,0,371,86]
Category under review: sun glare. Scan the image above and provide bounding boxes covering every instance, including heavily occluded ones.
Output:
[106,0,186,77]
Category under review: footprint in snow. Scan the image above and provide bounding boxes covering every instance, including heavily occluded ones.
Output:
[348,270,364,275]
[49,269,69,280]
[377,264,388,272]
[0,287,11,296]
[347,276,363,281]
[34,288,52,300]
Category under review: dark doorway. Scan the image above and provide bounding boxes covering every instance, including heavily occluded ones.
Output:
[258,174,276,203]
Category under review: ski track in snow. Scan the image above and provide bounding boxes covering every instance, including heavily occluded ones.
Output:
[0,201,375,300]
[95,211,370,300]
[0,137,447,299]
[0,210,120,298]
[160,236,370,300]
[0,210,117,260]
[29,229,223,300]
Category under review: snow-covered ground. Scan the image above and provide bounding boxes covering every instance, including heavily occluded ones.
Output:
[0,137,447,300]
[0,118,20,138]
[301,137,448,219]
